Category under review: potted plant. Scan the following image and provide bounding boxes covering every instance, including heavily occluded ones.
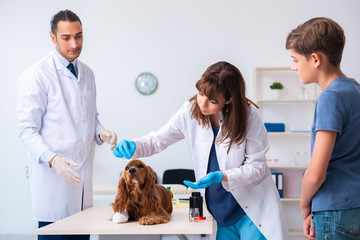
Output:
[269,82,284,99]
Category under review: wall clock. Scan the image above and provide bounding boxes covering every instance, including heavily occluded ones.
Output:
[135,72,158,95]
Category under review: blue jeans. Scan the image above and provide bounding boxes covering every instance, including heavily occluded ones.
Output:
[312,207,360,240]
[38,222,90,240]
[216,215,266,240]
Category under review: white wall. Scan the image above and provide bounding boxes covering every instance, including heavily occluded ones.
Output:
[1,0,359,234]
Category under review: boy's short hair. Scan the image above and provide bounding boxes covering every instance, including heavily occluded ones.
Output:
[286,17,345,66]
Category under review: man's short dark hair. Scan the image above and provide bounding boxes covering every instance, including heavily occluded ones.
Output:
[50,10,82,35]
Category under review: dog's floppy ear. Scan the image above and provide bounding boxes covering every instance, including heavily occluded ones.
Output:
[143,166,156,192]
[113,172,128,213]
[142,166,161,210]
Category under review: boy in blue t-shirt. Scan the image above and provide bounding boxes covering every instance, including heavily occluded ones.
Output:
[286,17,360,240]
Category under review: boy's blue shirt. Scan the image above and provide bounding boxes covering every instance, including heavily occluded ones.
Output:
[311,77,360,212]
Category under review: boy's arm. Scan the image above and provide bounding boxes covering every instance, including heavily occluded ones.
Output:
[300,130,337,219]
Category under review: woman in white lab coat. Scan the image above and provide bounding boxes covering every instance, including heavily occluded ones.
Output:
[113,61,289,240]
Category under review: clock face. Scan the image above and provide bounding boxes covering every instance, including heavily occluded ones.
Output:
[135,72,158,95]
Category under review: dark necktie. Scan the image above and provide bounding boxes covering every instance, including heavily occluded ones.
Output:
[67,63,77,78]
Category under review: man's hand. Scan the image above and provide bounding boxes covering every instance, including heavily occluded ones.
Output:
[51,156,80,183]
[99,128,117,151]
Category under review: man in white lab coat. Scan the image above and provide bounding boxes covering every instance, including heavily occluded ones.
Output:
[17,10,117,240]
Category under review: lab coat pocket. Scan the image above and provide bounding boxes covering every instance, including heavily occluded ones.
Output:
[253,174,277,209]
[225,143,246,169]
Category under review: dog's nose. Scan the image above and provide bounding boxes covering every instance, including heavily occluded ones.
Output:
[129,168,136,175]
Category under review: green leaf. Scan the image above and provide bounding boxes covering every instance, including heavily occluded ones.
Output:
[269,82,284,89]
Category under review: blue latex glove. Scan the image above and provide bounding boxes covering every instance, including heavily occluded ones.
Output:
[113,140,136,159]
[183,171,223,189]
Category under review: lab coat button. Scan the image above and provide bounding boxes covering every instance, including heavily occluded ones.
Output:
[245,206,248,209]
[258,224,262,228]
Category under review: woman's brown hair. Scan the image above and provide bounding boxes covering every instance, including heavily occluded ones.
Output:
[190,61,257,153]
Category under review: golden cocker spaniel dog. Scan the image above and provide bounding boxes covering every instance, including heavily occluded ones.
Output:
[112,159,173,225]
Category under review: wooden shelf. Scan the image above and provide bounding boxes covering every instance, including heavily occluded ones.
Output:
[254,67,314,237]
[289,230,303,236]
[281,198,300,203]
[257,99,316,103]
[268,132,311,137]
[267,164,308,170]
[255,67,291,71]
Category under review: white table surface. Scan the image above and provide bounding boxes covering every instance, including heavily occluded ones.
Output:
[34,204,213,235]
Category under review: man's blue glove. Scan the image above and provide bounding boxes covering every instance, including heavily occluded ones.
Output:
[183,171,223,189]
[113,140,136,159]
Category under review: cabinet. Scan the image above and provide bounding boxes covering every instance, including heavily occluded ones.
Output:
[253,67,320,239]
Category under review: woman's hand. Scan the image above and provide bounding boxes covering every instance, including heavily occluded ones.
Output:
[113,140,136,159]
[183,171,223,189]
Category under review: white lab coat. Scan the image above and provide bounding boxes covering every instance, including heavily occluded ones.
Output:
[133,101,290,240]
[17,50,103,222]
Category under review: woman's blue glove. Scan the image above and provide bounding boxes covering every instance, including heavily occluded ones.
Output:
[183,171,223,189]
[113,140,136,159]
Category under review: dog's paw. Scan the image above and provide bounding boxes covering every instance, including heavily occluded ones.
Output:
[112,210,129,224]
[138,215,169,225]
[138,216,155,225]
